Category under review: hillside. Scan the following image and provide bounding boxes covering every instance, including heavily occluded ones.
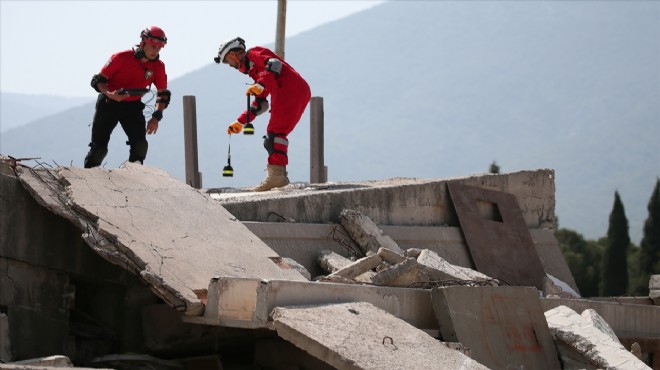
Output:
[1,1,658,243]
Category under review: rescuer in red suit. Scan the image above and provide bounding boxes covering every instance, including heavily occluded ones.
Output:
[214,37,311,191]
[84,26,171,168]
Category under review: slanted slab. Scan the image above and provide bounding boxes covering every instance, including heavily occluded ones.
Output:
[431,286,560,370]
[16,164,305,316]
[272,302,490,370]
[417,249,493,282]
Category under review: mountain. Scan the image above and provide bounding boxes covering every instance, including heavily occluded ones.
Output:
[0,92,94,132]
[1,1,658,244]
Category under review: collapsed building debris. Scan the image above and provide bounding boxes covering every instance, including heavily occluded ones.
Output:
[1,158,658,369]
[545,305,650,369]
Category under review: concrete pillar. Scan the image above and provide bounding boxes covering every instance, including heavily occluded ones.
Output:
[275,0,286,59]
[183,96,202,189]
[310,97,327,183]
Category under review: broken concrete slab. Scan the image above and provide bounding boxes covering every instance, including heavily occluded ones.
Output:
[416,249,494,283]
[245,222,577,292]
[317,249,352,274]
[271,302,490,370]
[544,305,651,370]
[15,164,306,316]
[581,308,621,345]
[340,209,404,255]
[377,247,406,264]
[371,258,430,287]
[431,286,560,370]
[215,169,557,232]
[325,254,382,280]
[448,182,547,289]
[195,278,438,332]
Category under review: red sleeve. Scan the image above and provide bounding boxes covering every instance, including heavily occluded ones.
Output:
[154,61,167,90]
[99,52,123,79]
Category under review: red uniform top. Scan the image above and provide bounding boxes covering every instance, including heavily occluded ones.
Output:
[100,50,167,102]
[237,46,310,125]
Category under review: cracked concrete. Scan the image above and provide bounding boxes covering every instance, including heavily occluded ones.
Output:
[15,163,307,315]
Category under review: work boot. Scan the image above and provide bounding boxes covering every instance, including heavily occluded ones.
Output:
[252,164,289,192]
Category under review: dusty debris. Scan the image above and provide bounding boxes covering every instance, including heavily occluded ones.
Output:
[339,209,404,255]
[371,258,430,287]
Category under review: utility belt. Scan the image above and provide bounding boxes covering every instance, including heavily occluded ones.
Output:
[97,94,144,106]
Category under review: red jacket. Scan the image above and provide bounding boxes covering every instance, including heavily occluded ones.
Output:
[237,46,311,129]
[100,50,167,102]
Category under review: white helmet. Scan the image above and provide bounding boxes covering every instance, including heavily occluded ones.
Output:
[214,37,246,64]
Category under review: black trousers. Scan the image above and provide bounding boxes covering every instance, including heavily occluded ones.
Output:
[84,94,148,168]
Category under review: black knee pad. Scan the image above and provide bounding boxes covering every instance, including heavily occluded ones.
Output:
[84,143,108,168]
[263,132,275,157]
[127,139,148,163]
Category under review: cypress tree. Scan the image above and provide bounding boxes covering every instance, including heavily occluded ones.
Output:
[639,178,660,293]
[601,191,630,296]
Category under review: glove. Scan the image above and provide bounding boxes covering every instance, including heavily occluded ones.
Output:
[246,83,264,96]
[227,121,243,134]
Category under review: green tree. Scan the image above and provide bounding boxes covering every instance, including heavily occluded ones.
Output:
[489,161,500,174]
[556,228,603,297]
[601,191,630,296]
[638,178,660,294]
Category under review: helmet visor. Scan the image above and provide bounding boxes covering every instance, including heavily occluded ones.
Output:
[145,36,167,47]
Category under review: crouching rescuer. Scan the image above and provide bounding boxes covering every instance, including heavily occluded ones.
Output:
[84,26,171,168]
[214,37,311,191]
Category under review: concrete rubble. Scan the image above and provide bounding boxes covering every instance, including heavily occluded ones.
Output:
[2,158,659,369]
[545,305,651,370]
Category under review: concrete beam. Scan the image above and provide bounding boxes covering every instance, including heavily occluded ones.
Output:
[215,169,556,230]
[192,277,438,332]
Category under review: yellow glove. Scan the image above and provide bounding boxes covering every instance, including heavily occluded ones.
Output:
[245,83,264,96]
[227,121,243,134]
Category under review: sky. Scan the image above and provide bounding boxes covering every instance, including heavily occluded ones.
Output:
[0,0,383,97]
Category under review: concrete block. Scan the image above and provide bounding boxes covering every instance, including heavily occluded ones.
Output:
[339,209,404,255]
[431,286,560,370]
[272,302,490,370]
[326,254,382,280]
[317,249,352,274]
[416,249,493,283]
[544,305,650,369]
[377,247,406,264]
[371,258,430,287]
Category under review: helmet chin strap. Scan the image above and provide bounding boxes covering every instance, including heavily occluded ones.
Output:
[238,54,249,74]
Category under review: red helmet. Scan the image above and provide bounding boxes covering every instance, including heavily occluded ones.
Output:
[141,26,167,48]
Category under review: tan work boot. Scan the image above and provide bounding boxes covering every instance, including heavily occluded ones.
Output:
[252,164,290,192]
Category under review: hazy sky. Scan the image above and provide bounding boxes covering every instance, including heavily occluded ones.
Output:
[0,0,382,97]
